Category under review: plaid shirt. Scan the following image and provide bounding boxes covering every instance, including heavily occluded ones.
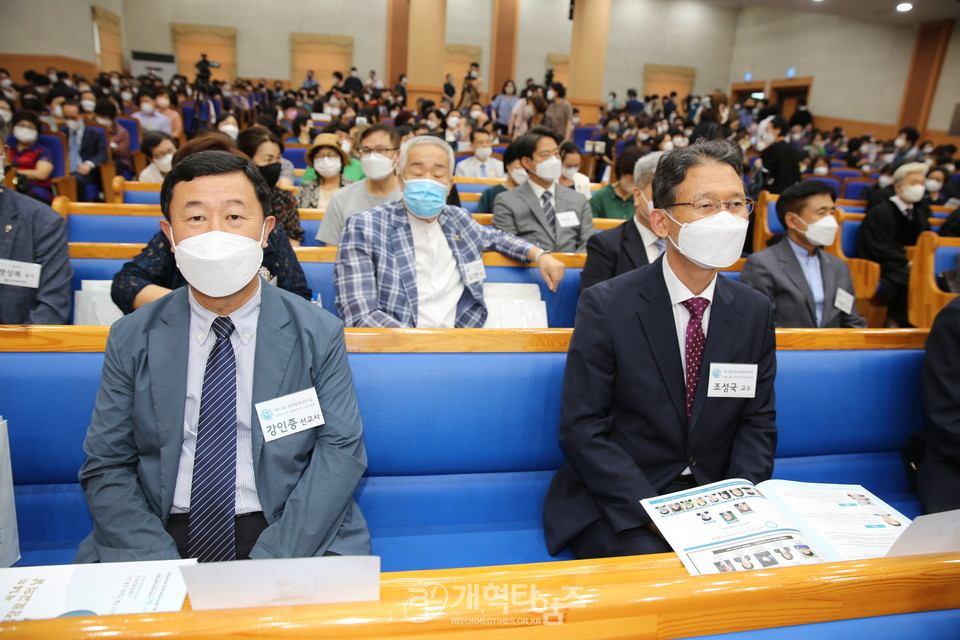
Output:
[335,201,535,327]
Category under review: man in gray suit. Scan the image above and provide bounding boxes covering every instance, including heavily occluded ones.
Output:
[493,126,594,253]
[741,180,866,328]
[77,151,369,563]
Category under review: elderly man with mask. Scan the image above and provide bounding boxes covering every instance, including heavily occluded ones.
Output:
[580,150,666,292]
[860,161,931,328]
[334,136,565,328]
[543,139,777,559]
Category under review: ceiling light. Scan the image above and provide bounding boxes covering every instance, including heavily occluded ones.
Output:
[896,2,913,11]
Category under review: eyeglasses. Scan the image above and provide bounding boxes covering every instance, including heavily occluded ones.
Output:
[357,146,398,156]
[664,198,755,216]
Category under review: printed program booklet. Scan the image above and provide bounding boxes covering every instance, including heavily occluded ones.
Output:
[641,478,911,576]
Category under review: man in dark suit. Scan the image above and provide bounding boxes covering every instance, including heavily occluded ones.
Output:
[77,151,369,562]
[741,180,866,328]
[759,116,801,195]
[493,126,594,253]
[859,162,930,327]
[543,140,777,559]
[916,297,960,513]
[61,100,107,202]
[580,150,665,292]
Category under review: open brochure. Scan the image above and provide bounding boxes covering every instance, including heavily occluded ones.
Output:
[641,479,911,576]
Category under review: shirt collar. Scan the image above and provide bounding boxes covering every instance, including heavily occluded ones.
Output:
[188,279,262,347]
[528,177,555,201]
[633,217,661,248]
[661,252,717,307]
[786,236,818,260]
[889,194,911,213]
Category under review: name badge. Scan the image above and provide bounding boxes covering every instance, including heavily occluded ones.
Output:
[707,363,758,398]
[463,259,486,285]
[255,388,325,442]
[834,288,855,315]
[555,210,579,228]
[0,258,41,289]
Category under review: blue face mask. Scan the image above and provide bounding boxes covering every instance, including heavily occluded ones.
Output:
[403,179,448,219]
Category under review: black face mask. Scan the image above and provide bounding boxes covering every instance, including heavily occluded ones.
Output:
[259,162,281,188]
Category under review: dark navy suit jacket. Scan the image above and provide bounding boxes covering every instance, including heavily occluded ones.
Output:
[543,256,778,555]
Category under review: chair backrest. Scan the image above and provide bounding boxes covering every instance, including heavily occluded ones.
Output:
[180,104,196,136]
[933,244,960,276]
[804,175,842,193]
[831,169,862,180]
[121,182,162,205]
[573,126,600,153]
[36,132,68,178]
[282,145,309,169]
[842,178,874,201]
[840,219,862,258]
[115,116,141,153]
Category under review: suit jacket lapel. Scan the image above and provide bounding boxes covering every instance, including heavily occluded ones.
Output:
[776,239,817,326]
[149,290,190,516]
[389,205,419,323]
[689,276,741,431]
[250,284,297,470]
[636,258,685,424]
[819,251,838,326]
[0,193,18,259]
[519,182,553,240]
[620,218,648,269]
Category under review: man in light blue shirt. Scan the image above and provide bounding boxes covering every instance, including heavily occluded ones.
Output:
[741,180,866,328]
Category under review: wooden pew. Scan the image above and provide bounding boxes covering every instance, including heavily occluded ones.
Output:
[908,231,960,328]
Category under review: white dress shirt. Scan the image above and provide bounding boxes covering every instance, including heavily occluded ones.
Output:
[634,217,666,264]
[171,281,263,515]
[408,213,465,328]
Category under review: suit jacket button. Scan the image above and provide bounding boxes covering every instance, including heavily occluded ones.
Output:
[688,457,696,466]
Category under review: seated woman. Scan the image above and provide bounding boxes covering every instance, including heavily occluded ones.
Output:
[111,133,312,313]
[215,112,240,141]
[477,138,524,213]
[287,115,314,145]
[93,99,132,179]
[924,166,955,207]
[557,141,592,200]
[155,89,183,139]
[5,110,54,203]
[237,125,304,245]
[137,131,177,183]
[297,133,351,210]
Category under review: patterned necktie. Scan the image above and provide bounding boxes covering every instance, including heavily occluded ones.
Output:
[541,190,557,236]
[188,316,238,562]
[681,297,710,421]
[904,207,913,221]
[654,237,667,255]
[480,163,487,178]
[70,131,81,173]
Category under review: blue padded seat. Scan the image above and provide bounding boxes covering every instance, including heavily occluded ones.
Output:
[68,214,162,243]
[300,219,323,246]
[767,200,784,234]
[282,146,308,169]
[843,181,873,200]
[841,220,862,258]
[122,190,161,205]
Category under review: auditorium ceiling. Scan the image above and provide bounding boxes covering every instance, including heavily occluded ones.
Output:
[705,0,960,24]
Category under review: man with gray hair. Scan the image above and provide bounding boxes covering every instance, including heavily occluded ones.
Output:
[334,135,565,328]
[544,139,776,559]
[860,161,931,327]
[580,149,666,291]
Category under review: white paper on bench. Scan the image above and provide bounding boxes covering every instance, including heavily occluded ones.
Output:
[0,559,195,621]
[482,283,548,329]
[0,417,19,568]
[74,280,124,326]
[886,509,960,557]
[179,555,381,610]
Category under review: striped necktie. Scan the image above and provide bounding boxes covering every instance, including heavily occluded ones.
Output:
[187,316,238,562]
[541,190,557,236]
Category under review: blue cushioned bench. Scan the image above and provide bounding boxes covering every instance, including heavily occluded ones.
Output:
[0,328,927,573]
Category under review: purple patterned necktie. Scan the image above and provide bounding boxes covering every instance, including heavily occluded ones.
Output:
[681,297,710,420]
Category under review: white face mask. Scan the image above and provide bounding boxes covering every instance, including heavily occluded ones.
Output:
[813,166,829,176]
[65,118,82,132]
[470,145,491,161]
[795,214,838,247]
[155,153,174,174]
[899,183,925,204]
[944,164,955,173]
[561,166,578,181]
[172,227,265,298]
[361,152,395,180]
[13,126,38,145]
[533,155,562,183]
[510,167,528,185]
[426,120,438,130]
[893,137,906,149]
[0,79,11,88]
[52,104,64,118]
[139,102,155,114]
[663,209,748,269]
[340,140,352,154]
[661,141,675,152]
[546,89,557,101]
[878,175,894,188]
[446,116,460,129]
[314,156,342,178]
[0,109,11,123]
[80,99,96,113]
[96,117,112,127]
[218,124,239,140]
[470,110,483,120]
[925,179,943,193]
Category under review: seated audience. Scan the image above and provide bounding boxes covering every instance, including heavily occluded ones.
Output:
[590,146,644,220]
[132,90,172,134]
[476,139,525,213]
[5,110,54,203]
[111,134,311,313]
[493,126,594,253]
[215,113,240,141]
[237,126,303,245]
[80,150,368,563]
[580,150,665,292]
[741,180,866,328]
[138,131,177,183]
[155,89,183,138]
[288,115,314,145]
[61,100,107,201]
[859,162,931,327]
[94,99,132,178]
[297,133,351,210]
[0,132,72,323]
[454,128,504,178]
[923,166,955,207]
[916,297,960,514]
[334,136,564,327]
[557,142,592,200]
[863,163,896,208]
[892,126,922,164]
[315,124,402,246]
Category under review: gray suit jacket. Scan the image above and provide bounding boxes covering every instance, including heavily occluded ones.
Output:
[492,181,594,253]
[76,283,370,562]
[0,188,72,324]
[740,238,866,328]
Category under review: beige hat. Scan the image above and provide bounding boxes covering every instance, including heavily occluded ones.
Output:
[307,132,349,167]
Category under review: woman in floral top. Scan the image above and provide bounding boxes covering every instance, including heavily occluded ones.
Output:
[297,133,351,211]
[238,126,304,245]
